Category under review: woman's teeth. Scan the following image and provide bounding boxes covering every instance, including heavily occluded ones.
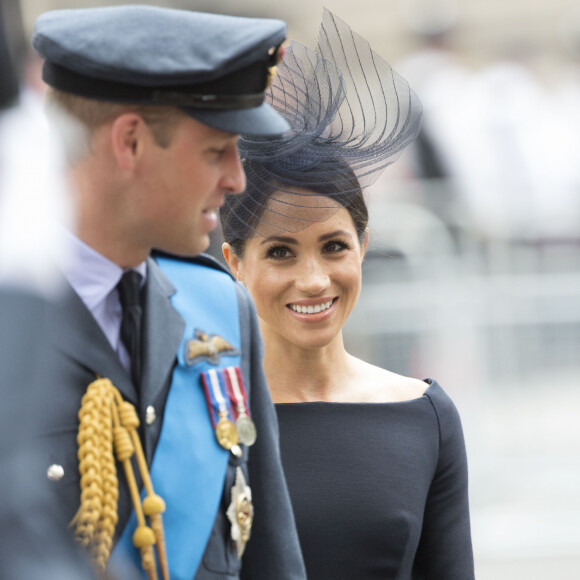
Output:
[289,300,333,314]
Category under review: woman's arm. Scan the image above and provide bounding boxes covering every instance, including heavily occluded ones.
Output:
[413,385,475,579]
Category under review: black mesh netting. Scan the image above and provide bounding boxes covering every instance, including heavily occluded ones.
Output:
[221,8,422,238]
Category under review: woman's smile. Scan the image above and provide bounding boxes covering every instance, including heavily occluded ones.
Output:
[287,297,337,320]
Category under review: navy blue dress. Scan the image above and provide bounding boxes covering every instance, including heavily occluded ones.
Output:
[275,379,475,580]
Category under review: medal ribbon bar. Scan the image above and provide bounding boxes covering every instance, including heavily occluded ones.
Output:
[200,369,229,427]
[200,369,240,453]
[223,367,251,420]
[223,367,257,447]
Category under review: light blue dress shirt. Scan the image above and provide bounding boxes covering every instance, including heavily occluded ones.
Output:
[59,231,146,374]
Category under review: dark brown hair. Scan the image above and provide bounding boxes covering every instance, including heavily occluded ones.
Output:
[220,157,368,257]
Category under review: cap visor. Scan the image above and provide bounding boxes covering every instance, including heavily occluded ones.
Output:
[183,102,289,136]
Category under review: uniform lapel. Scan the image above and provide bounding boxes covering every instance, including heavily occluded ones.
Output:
[50,279,137,403]
[140,257,185,413]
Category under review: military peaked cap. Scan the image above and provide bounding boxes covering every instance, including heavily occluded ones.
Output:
[32,4,290,135]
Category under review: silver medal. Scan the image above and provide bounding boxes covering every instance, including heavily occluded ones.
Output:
[236,415,257,446]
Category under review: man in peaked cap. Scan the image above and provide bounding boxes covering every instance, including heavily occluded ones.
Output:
[31,5,305,580]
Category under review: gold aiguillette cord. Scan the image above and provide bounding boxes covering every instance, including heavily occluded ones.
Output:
[70,377,169,580]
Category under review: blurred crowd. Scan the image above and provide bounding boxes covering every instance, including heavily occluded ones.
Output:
[372,20,580,252]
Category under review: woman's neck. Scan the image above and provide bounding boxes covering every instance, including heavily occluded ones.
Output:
[262,330,354,403]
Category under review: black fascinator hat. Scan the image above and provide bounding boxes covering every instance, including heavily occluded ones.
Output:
[221,8,422,242]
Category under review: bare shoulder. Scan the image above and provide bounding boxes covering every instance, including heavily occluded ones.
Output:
[351,356,428,403]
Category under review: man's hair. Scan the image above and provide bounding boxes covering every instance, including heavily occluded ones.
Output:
[46,88,187,148]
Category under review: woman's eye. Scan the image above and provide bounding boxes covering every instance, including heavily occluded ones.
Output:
[267,246,292,259]
[324,241,348,253]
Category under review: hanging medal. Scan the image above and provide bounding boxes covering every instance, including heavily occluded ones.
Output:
[226,467,254,558]
[223,366,257,447]
[200,369,242,457]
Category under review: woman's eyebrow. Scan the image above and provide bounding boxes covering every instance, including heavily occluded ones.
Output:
[259,235,298,246]
[318,230,352,242]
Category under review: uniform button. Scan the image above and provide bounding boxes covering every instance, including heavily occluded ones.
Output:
[145,405,156,425]
[47,464,64,481]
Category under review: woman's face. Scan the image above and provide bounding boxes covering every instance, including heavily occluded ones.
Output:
[225,194,367,351]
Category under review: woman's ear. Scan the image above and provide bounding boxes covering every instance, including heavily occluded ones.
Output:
[222,242,242,282]
[360,228,369,261]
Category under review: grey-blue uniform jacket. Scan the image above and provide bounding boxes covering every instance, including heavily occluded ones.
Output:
[37,253,306,580]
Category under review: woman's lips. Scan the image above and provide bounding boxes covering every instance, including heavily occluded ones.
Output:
[286,297,338,320]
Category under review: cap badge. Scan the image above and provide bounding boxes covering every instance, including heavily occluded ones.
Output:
[266,45,286,88]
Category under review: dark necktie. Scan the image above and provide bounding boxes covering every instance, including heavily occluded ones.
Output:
[117,270,143,388]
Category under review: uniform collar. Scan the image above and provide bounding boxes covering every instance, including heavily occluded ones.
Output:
[59,229,146,311]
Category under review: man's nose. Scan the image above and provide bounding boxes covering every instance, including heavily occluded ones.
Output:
[221,147,246,194]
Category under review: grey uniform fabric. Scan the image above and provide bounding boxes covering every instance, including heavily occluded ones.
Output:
[0,290,97,579]
[36,255,306,580]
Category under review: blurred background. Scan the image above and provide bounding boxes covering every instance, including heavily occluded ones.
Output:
[20,0,580,578]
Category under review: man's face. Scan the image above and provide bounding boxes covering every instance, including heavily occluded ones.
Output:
[133,115,245,257]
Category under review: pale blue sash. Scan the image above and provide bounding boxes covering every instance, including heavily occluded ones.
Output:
[111,257,240,579]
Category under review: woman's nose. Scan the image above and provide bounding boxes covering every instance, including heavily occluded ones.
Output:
[294,257,330,294]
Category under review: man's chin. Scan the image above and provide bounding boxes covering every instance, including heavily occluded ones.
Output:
[155,235,209,259]
[191,234,210,256]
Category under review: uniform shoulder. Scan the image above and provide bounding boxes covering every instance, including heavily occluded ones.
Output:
[152,250,234,279]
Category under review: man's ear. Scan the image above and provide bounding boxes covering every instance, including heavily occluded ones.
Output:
[110,113,147,171]
[222,242,243,281]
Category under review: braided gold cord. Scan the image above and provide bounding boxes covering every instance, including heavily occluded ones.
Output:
[111,392,158,580]
[115,394,169,580]
[71,378,167,579]
[71,381,110,547]
[93,384,118,572]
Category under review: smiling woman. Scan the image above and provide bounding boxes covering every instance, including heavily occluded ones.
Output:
[224,193,366,356]
[219,8,475,580]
